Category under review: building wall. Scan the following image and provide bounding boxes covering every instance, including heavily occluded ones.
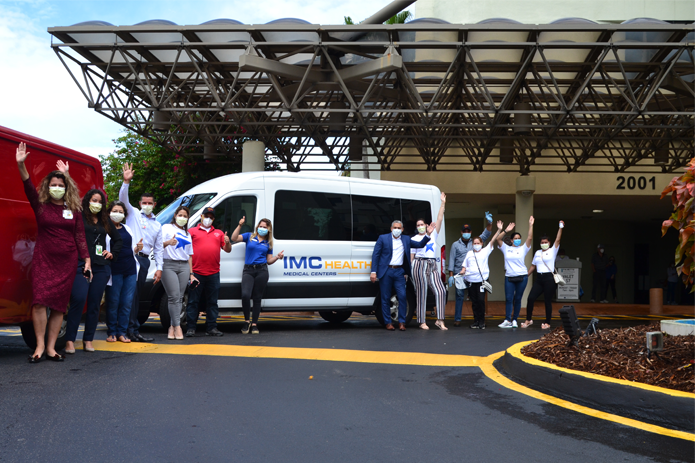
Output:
[414,0,695,24]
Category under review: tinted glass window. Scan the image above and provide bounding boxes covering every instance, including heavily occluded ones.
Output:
[352,195,401,241]
[208,195,257,234]
[157,193,216,226]
[401,199,432,237]
[274,190,352,241]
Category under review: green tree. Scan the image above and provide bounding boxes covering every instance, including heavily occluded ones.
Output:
[344,10,412,25]
[100,131,243,212]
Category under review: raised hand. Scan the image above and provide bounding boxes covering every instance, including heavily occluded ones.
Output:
[529,216,535,225]
[122,162,135,183]
[224,231,230,245]
[277,250,285,259]
[485,211,493,223]
[16,142,29,164]
[496,220,504,230]
[505,222,515,232]
[134,238,144,253]
[440,192,446,204]
[165,237,178,247]
[238,216,246,227]
[56,160,70,173]
[559,220,565,229]
[427,222,435,234]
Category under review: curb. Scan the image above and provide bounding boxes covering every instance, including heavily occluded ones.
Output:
[495,341,695,433]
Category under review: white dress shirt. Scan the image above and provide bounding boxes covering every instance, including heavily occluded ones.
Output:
[119,182,164,271]
[390,235,404,266]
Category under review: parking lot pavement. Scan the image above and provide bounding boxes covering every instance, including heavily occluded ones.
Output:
[1,315,692,463]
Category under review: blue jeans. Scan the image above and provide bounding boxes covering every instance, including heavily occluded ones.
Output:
[106,273,137,337]
[454,286,466,321]
[504,275,529,322]
[186,272,221,331]
[128,254,150,336]
[66,263,111,343]
[379,267,407,324]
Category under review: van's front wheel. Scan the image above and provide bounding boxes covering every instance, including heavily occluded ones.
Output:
[373,286,415,326]
[319,310,352,324]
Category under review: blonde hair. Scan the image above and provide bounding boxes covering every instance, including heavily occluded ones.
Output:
[37,171,82,212]
[250,218,274,249]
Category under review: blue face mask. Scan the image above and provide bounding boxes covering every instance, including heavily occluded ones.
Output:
[257,227,268,237]
[462,233,471,240]
[513,239,522,246]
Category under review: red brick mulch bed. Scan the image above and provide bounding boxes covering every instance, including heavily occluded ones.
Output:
[521,323,695,393]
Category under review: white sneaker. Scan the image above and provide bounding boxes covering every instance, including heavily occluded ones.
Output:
[498,320,513,328]
[600,300,608,303]
[512,320,518,328]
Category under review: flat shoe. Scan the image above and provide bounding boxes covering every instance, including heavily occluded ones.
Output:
[435,320,448,330]
[28,354,43,364]
[46,353,65,362]
[520,320,533,328]
[83,344,95,352]
[419,323,429,330]
[64,348,75,354]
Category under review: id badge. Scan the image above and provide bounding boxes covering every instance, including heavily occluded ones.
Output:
[480,286,485,293]
[96,244,103,255]
[63,210,73,220]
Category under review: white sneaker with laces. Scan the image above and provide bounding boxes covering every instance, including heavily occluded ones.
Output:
[512,320,518,328]
[498,320,513,328]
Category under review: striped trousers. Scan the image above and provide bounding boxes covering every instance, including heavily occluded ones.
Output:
[412,258,447,323]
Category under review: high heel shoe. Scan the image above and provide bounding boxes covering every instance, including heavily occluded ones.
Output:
[174,326,184,340]
[167,326,175,340]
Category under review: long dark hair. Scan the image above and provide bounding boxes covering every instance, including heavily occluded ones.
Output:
[171,206,190,232]
[107,200,128,220]
[82,189,111,233]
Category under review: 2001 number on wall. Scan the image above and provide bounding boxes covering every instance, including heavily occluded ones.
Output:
[616,176,655,190]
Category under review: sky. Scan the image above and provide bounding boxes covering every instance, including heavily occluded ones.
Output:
[0,0,397,158]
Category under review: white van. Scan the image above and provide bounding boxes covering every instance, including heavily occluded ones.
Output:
[139,172,445,328]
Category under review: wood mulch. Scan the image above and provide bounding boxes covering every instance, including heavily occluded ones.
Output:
[521,323,695,393]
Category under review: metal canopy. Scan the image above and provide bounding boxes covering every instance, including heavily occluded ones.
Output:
[48,21,695,173]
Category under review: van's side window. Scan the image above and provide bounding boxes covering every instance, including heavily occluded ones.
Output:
[352,195,401,241]
[274,190,351,241]
[401,199,432,237]
[212,196,257,233]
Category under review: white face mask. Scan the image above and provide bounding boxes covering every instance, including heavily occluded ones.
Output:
[175,216,188,227]
[110,212,125,223]
[541,243,550,250]
[473,244,482,252]
[202,217,213,228]
[89,202,102,213]
[49,186,65,200]
[599,248,605,253]
[141,204,154,215]
[392,229,402,238]
[417,225,426,234]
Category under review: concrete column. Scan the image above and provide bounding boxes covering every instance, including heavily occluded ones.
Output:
[242,141,265,172]
[516,175,535,308]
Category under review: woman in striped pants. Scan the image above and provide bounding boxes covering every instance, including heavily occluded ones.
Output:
[411,192,447,330]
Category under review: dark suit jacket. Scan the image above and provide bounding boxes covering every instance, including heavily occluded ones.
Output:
[370,233,430,279]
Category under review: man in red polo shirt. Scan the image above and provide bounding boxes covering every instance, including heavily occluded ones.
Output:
[185,207,232,337]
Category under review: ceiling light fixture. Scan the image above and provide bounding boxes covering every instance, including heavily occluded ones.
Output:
[592,209,604,213]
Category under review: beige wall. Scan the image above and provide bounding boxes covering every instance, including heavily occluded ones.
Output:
[414,0,695,24]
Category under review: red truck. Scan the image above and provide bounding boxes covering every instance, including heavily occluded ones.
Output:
[0,126,104,349]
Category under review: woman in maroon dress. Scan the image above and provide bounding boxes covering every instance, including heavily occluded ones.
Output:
[16,142,91,363]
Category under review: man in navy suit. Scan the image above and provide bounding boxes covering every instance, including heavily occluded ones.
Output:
[370,220,433,331]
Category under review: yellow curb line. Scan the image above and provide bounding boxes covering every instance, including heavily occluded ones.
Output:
[479,352,695,442]
[81,340,695,441]
[507,340,695,399]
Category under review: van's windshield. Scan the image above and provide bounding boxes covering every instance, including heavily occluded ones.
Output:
[156,193,217,226]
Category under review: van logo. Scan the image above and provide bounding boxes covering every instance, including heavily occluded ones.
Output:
[282,257,372,276]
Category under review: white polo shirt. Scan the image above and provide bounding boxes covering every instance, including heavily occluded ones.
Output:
[533,245,559,273]
[500,242,531,277]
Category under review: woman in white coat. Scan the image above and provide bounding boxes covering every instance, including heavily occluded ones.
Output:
[105,201,142,343]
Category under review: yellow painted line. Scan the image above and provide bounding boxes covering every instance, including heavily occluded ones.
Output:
[79,340,695,441]
[507,341,695,399]
[85,340,483,367]
[478,352,695,442]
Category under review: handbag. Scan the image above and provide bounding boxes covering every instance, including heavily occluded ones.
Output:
[541,252,566,286]
[453,274,468,290]
[473,252,492,294]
